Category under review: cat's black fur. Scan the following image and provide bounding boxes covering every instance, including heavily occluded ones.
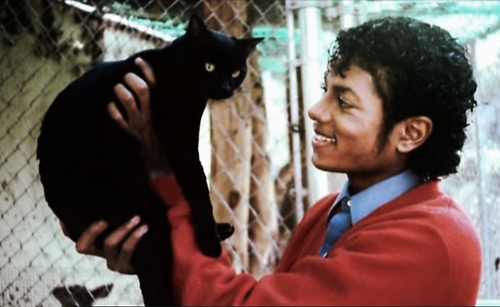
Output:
[37,15,262,306]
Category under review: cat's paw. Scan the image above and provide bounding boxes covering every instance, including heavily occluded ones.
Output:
[216,223,234,241]
[196,227,222,258]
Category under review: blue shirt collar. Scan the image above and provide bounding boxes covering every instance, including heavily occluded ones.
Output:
[330,169,422,225]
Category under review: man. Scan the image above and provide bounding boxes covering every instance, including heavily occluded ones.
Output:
[70,17,481,305]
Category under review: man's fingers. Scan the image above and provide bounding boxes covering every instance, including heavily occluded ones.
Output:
[75,220,108,256]
[103,216,141,261]
[117,225,148,274]
[135,57,156,86]
[114,83,137,114]
[107,102,129,130]
[124,73,150,115]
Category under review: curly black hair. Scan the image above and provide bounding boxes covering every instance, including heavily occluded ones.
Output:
[328,16,477,180]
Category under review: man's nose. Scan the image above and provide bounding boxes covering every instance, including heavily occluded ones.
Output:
[308,99,322,121]
[308,99,331,122]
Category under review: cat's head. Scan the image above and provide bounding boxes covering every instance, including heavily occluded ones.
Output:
[181,14,263,100]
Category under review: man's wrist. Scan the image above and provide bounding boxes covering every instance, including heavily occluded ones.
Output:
[148,167,173,180]
[150,175,187,211]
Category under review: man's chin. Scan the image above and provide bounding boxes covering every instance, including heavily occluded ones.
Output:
[311,158,342,173]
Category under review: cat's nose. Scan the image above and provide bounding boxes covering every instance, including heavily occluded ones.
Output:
[221,83,231,93]
[210,81,233,100]
[218,83,232,97]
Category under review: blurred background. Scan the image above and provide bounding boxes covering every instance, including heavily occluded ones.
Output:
[1,0,499,306]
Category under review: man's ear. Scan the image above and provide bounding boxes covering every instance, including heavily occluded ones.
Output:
[395,116,433,153]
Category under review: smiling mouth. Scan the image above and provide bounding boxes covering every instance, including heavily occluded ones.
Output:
[313,133,337,144]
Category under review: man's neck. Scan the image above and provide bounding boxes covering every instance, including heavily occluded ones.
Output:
[336,169,422,225]
[347,166,408,194]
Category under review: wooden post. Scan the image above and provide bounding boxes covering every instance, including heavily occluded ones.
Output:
[203,0,252,272]
[203,0,277,276]
[248,52,278,278]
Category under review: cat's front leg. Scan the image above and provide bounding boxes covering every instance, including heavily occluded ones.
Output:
[169,154,223,257]
[217,223,235,241]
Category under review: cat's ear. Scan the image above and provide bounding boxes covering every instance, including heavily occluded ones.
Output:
[238,37,264,53]
[186,14,208,37]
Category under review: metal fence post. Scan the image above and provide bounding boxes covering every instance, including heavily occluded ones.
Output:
[285,0,305,222]
[470,38,495,299]
[297,0,329,205]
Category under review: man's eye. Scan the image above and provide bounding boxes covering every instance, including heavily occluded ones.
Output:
[339,95,350,108]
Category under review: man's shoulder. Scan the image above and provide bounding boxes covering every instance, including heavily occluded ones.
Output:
[419,192,481,257]
[394,181,476,235]
[363,180,481,263]
[371,180,477,235]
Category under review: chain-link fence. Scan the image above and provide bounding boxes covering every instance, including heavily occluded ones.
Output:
[1,1,499,306]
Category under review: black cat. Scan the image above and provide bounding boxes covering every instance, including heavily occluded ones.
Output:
[37,14,262,306]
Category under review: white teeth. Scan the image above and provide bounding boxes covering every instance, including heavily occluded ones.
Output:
[314,134,336,144]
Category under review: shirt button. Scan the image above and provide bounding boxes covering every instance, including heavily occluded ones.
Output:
[347,200,351,207]
[322,252,328,258]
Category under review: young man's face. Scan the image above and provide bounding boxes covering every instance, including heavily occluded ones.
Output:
[308,65,406,191]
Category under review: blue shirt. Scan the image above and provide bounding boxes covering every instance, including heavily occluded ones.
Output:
[327,169,422,227]
[318,170,422,257]
[319,170,422,256]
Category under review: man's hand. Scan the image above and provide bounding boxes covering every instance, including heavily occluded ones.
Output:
[107,57,172,180]
[61,217,147,275]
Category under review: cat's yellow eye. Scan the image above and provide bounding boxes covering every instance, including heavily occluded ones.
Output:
[232,70,240,78]
[205,63,215,72]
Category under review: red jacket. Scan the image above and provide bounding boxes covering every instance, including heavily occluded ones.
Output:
[151,176,481,306]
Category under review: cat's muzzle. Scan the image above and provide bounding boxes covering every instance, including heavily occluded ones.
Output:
[210,88,234,100]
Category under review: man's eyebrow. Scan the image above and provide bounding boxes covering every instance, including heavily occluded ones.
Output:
[332,85,359,100]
